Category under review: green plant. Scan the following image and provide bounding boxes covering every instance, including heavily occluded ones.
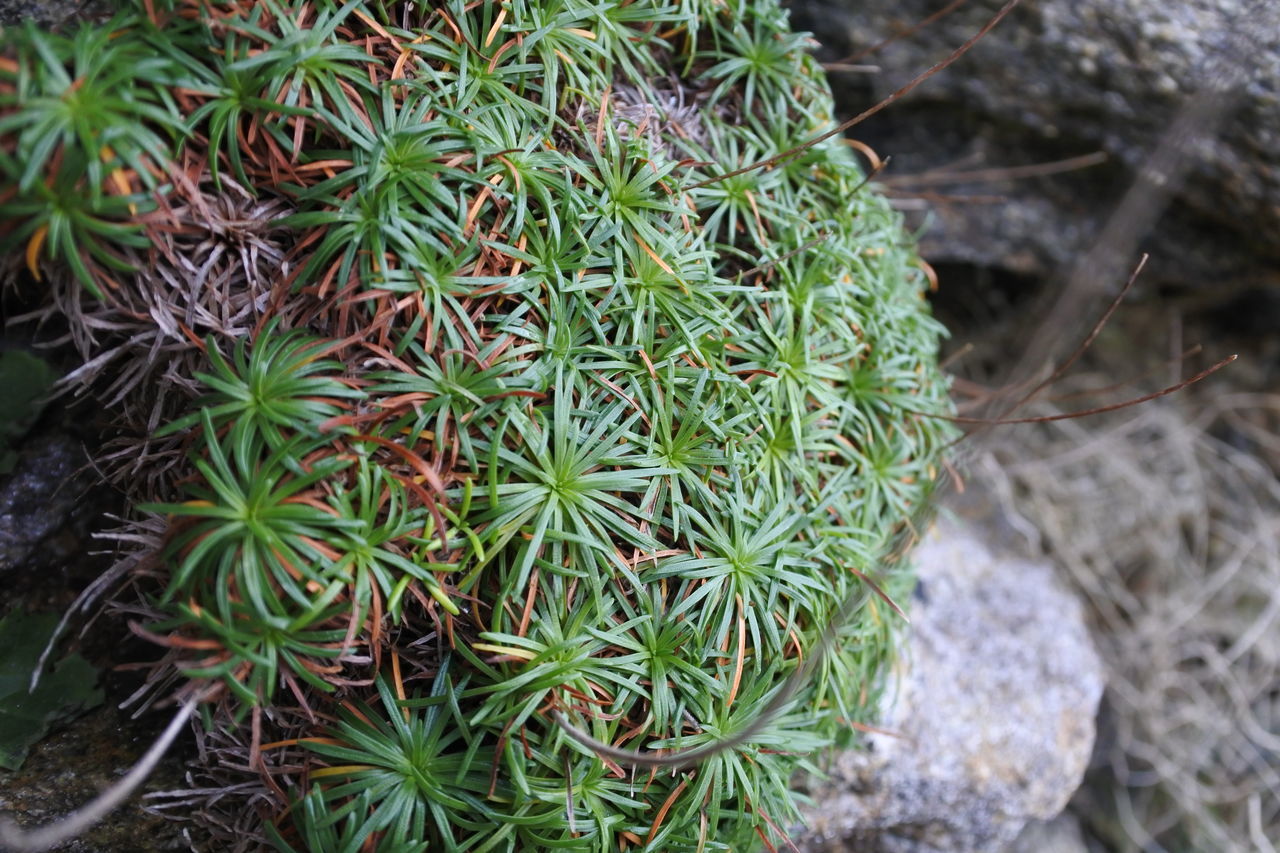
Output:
[144,411,357,708]
[0,19,182,195]
[0,349,56,474]
[282,88,476,290]
[0,1,956,850]
[158,324,363,458]
[0,14,186,293]
[272,661,497,853]
[0,611,103,771]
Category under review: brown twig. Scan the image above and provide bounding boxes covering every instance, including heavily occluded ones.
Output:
[885,151,1108,187]
[688,0,1024,190]
[929,355,1237,426]
[823,0,971,66]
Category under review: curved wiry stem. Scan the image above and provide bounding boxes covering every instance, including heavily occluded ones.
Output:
[0,696,199,852]
[553,575,884,768]
[688,0,1024,190]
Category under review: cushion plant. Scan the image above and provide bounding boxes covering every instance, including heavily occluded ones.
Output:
[0,1,955,850]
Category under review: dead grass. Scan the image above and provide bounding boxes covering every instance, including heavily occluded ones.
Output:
[969,376,1280,851]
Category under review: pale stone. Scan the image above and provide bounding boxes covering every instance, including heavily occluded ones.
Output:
[795,520,1104,852]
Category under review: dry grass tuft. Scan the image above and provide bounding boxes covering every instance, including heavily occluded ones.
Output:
[972,379,1280,851]
[6,167,297,498]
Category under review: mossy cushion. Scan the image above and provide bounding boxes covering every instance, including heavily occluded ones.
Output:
[0,1,954,849]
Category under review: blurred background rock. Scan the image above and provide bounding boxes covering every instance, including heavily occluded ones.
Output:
[792,0,1280,328]
[790,0,1280,850]
[0,0,108,28]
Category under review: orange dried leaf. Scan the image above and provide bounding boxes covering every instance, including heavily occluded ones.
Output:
[25,224,48,281]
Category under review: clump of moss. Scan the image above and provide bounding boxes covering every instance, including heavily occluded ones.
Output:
[1,1,954,849]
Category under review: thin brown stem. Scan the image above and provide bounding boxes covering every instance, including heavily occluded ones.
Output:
[824,0,970,66]
[931,355,1236,426]
[1017,254,1149,410]
[1044,345,1202,404]
[688,0,1023,190]
[885,151,1107,187]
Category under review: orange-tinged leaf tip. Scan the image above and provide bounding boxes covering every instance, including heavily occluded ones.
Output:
[25,224,48,281]
[109,168,131,197]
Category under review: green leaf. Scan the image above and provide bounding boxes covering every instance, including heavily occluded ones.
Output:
[0,611,104,771]
[0,350,57,475]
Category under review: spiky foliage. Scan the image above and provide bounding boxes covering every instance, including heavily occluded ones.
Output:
[1,1,955,850]
[0,17,185,294]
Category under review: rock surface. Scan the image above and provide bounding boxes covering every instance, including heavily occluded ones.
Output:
[795,519,1104,852]
[791,0,1280,299]
[0,691,191,853]
[0,433,88,574]
[1006,814,1090,853]
[0,0,106,28]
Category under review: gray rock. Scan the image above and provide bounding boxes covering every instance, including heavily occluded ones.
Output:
[0,433,87,573]
[795,520,1104,852]
[0,0,109,29]
[791,0,1280,297]
[1006,814,1090,853]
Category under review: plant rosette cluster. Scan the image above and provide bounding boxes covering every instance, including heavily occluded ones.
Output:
[0,1,955,850]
